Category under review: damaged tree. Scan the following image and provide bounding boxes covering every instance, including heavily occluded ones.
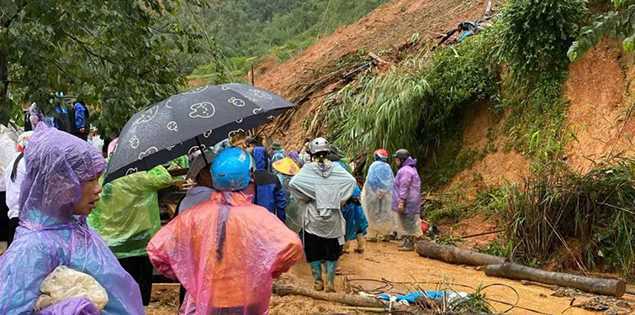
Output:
[272,282,412,312]
[485,263,626,297]
[415,241,506,266]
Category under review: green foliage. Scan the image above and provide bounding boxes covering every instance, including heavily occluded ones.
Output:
[496,0,587,85]
[569,0,635,60]
[500,72,570,166]
[424,134,480,189]
[0,0,215,135]
[478,240,513,258]
[450,285,494,314]
[327,57,430,158]
[503,160,635,275]
[328,29,499,162]
[193,0,387,80]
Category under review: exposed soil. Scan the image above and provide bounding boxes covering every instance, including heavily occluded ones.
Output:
[256,0,492,149]
[565,39,635,173]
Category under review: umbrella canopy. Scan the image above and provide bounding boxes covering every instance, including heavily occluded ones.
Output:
[104,83,293,183]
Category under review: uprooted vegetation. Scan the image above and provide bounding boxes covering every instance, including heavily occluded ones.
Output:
[319,0,635,275]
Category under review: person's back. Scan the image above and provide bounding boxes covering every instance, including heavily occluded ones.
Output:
[252,146,287,221]
[148,148,303,314]
[362,149,396,240]
[72,101,90,140]
[0,124,144,314]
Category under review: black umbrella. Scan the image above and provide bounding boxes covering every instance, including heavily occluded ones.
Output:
[103,83,294,183]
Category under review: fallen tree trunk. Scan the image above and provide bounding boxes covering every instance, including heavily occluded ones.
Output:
[485,263,626,297]
[272,282,410,312]
[415,240,505,266]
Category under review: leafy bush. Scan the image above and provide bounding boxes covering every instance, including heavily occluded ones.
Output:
[568,0,635,60]
[496,0,587,85]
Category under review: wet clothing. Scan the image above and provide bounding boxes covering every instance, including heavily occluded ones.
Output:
[0,124,144,315]
[88,165,174,259]
[118,255,154,306]
[253,147,287,222]
[341,187,368,241]
[73,102,89,140]
[148,191,303,315]
[5,152,26,219]
[289,160,357,245]
[177,186,214,214]
[302,231,343,262]
[362,160,396,236]
[392,157,422,215]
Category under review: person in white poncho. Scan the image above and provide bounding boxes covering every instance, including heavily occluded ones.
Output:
[289,137,357,293]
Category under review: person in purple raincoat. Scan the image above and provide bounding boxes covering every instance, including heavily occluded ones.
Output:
[392,149,422,251]
[0,124,144,315]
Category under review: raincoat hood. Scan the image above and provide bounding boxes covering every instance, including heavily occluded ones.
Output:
[401,157,417,168]
[311,160,335,178]
[253,146,268,171]
[20,124,106,228]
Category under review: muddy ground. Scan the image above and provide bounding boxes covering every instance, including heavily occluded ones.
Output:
[145,240,628,314]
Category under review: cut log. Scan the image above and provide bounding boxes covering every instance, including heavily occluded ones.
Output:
[415,240,505,266]
[485,263,626,297]
[272,282,410,312]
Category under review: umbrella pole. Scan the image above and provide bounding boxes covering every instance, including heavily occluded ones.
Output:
[195,136,209,166]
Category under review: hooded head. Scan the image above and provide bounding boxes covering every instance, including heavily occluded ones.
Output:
[28,103,44,128]
[253,146,268,171]
[19,124,106,227]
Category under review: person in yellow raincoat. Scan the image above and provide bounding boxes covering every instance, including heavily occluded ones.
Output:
[147,147,303,314]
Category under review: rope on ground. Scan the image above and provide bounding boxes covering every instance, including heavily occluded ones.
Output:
[344,278,553,314]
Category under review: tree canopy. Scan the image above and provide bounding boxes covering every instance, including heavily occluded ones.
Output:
[0,0,216,135]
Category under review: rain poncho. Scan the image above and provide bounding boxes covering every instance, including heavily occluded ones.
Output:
[361,160,396,236]
[341,186,368,241]
[87,165,173,258]
[289,160,357,244]
[0,124,144,314]
[392,157,422,215]
[147,191,303,314]
[0,125,18,191]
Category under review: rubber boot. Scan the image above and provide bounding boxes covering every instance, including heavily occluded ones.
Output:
[325,260,337,292]
[310,261,324,291]
[398,235,415,251]
[342,241,351,254]
[355,234,365,254]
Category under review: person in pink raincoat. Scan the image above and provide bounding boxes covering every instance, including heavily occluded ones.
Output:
[392,149,422,251]
[147,147,303,315]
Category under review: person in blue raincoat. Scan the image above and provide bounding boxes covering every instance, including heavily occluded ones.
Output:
[341,186,368,254]
[361,149,397,242]
[253,146,287,222]
[0,124,144,314]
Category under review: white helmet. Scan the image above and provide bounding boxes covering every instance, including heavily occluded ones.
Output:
[309,137,330,155]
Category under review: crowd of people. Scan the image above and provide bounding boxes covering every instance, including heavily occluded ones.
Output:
[0,110,424,314]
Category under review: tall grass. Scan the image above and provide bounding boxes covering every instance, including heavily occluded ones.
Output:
[328,28,499,162]
[504,159,635,275]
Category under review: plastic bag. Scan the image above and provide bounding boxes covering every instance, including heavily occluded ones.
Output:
[35,266,108,311]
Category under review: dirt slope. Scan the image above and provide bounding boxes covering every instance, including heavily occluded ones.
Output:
[255,0,491,149]
[565,39,635,173]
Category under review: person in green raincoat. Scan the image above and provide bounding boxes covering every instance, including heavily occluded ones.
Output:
[87,160,175,306]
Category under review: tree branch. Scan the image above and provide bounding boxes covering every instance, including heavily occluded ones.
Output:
[60,30,117,66]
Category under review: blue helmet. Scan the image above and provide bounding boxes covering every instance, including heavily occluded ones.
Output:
[211,147,252,191]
